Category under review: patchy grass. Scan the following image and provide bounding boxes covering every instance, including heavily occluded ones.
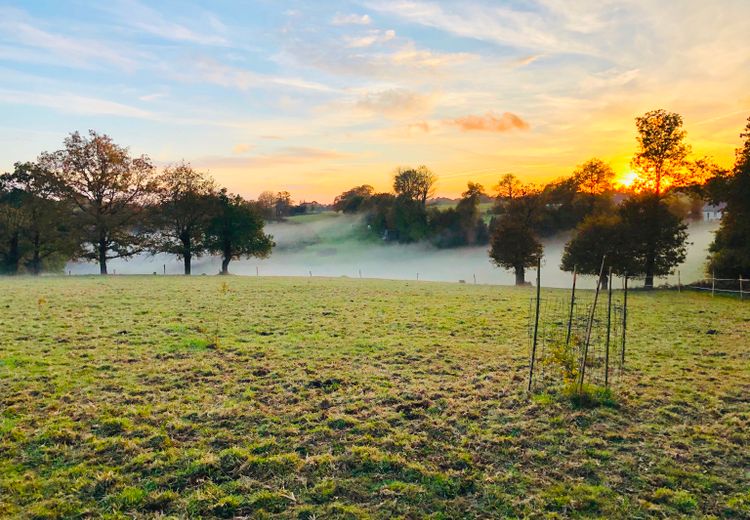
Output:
[0,275,748,518]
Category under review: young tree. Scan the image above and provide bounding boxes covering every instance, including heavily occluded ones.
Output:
[0,162,79,274]
[41,131,157,275]
[489,217,543,285]
[393,165,436,207]
[632,109,690,196]
[151,162,216,275]
[709,116,750,277]
[206,190,274,274]
[274,191,292,220]
[333,185,374,213]
[455,182,488,245]
[573,158,615,197]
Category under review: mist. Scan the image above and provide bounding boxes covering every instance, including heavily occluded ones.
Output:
[66,215,720,289]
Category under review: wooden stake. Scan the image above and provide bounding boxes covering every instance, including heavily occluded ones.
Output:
[605,266,613,388]
[740,277,744,301]
[566,266,577,346]
[712,271,715,297]
[621,274,628,367]
[677,270,681,293]
[528,256,542,393]
[579,255,606,392]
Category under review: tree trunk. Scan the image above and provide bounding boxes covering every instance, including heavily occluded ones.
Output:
[600,271,609,290]
[98,239,108,275]
[644,258,655,289]
[6,233,20,275]
[31,232,41,275]
[181,234,192,275]
[220,256,230,275]
[515,266,525,285]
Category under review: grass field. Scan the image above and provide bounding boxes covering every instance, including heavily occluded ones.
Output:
[1,276,748,519]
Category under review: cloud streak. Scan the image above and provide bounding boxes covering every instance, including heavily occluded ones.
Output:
[447,112,530,132]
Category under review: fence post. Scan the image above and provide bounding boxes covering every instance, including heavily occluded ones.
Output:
[473,273,477,285]
[605,266,613,388]
[740,277,744,301]
[359,269,362,279]
[621,274,628,367]
[566,266,577,346]
[416,272,419,281]
[528,257,542,393]
[256,266,259,277]
[579,256,606,392]
[677,270,681,293]
[712,270,715,297]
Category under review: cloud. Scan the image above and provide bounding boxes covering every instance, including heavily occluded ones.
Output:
[514,54,543,66]
[355,88,436,118]
[365,0,598,54]
[0,89,156,119]
[448,112,530,132]
[345,29,396,48]
[332,13,372,25]
[0,7,140,71]
[232,143,253,154]
[97,0,228,46]
[196,147,350,169]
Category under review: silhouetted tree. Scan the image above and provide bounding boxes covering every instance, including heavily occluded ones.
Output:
[393,166,436,208]
[333,185,374,213]
[494,173,522,200]
[206,190,274,274]
[619,194,688,286]
[560,214,630,289]
[151,162,216,275]
[0,190,26,274]
[489,218,543,285]
[40,131,157,275]
[275,191,292,219]
[709,116,750,277]
[632,109,690,197]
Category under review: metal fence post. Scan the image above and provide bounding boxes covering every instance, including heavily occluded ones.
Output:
[566,266,577,346]
[712,271,715,297]
[528,257,542,393]
[605,266,613,388]
[579,256,606,392]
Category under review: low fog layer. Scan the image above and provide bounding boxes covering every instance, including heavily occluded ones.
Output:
[66,214,719,289]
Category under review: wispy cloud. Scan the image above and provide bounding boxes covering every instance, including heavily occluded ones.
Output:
[448,112,530,132]
[0,7,140,70]
[355,88,436,118]
[97,0,228,46]
[0,89,156,119]
[345,29,396,48]
[332,13,372,26]
[196,147,350,169]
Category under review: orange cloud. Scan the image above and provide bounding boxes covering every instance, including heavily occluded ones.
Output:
[448,111,530,132]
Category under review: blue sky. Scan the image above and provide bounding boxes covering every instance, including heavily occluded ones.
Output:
[1,0,749,201]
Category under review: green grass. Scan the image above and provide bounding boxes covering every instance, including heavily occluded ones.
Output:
[0,276,748,518]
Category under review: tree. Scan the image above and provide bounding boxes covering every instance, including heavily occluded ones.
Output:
[256,191,277,220]
[274,191,292,220]
[0,162,79,274]
[632,109,690,196]
[494,173,522,200]
[619,194,688,286]
[560,214,630,289]
[40,131,157,275]
[455,182,488,245]
[0,191,27,274]
[151,162,216,275]
[393,166,436,207]
[709,116,750,277]
[489,217,543,285]
[333,185,374,213]
[573,158,615,197]
[206,190,274,274]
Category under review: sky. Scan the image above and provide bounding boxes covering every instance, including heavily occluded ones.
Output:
[1,0,749,202]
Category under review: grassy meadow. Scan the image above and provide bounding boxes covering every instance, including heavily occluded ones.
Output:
[0,276,748,519]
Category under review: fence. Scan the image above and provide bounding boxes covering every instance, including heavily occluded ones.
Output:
[527,260,628,393]
[682,271,748,300]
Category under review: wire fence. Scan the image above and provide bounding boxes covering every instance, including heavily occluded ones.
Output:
[682,272,748,300]
[526,261,629,394]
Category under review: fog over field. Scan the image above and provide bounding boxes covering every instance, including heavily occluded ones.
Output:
[67,214,720,289]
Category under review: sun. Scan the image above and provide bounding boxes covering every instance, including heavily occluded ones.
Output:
[616,170,639,189]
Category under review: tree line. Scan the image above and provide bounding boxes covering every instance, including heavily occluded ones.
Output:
[0,131,273,275]
[332,110,749,288]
